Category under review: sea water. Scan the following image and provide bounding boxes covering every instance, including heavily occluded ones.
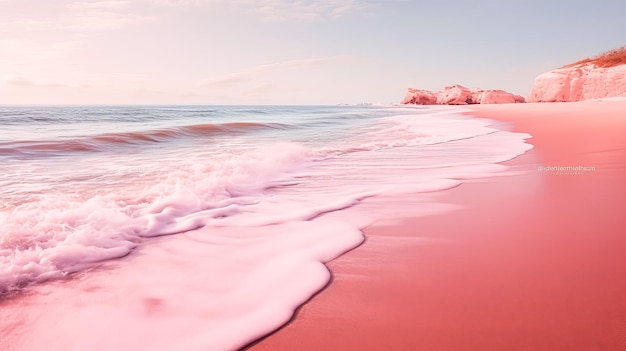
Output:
[0,105,531,350]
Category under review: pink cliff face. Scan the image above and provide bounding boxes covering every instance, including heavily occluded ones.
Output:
[475,90,526,104]
[402,85,525,105]
[437,85,472,104]
[529,64,626,102]
[402,89,438,105]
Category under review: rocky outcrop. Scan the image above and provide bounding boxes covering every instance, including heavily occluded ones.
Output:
[529,64,626,102]
[402,85,525,105]
[402,89,438,105]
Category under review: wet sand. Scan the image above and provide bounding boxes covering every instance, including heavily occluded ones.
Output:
[247,101,626,350]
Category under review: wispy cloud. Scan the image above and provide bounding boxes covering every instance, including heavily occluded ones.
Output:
[68,1,130,11]
[247,0,365,22]
[0,38,80,67]
[0,1,154,34]
[202,57,339,89]
[8,78,74,89]
[142,0,368,22]
[65,1,154,30]
[0,1,155,91]
[142,0,216,6]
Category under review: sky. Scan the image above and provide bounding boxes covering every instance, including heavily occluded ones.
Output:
[0,0,625,105]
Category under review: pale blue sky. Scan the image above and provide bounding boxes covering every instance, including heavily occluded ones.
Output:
[1,0,624,104]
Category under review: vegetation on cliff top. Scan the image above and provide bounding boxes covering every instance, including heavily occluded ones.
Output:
[565,46,626,68]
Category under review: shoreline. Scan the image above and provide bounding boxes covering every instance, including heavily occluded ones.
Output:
[1,104,529,351]
[247,101,626,350]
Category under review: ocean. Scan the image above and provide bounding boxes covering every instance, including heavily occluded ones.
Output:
[0,105,532,350]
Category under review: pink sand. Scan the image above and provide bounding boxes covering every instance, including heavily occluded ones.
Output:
[247,101,626,350]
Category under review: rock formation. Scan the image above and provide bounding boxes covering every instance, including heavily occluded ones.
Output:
[529,46,626,102]
[402,85,525,105]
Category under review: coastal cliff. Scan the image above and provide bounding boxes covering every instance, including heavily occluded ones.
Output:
[529,47,626,102]
[402,85,525,105]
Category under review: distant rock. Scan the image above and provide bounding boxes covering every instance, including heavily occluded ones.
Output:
[436,85,472,105]
[473,89,526,104]
[402,89,438,105]
[402,85,525,105]
[529,46,626,102]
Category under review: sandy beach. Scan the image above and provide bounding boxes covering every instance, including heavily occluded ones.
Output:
[247,101,626,351]
[2,1,625,350]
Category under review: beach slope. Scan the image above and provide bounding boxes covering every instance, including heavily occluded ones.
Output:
[247,101,626,351]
